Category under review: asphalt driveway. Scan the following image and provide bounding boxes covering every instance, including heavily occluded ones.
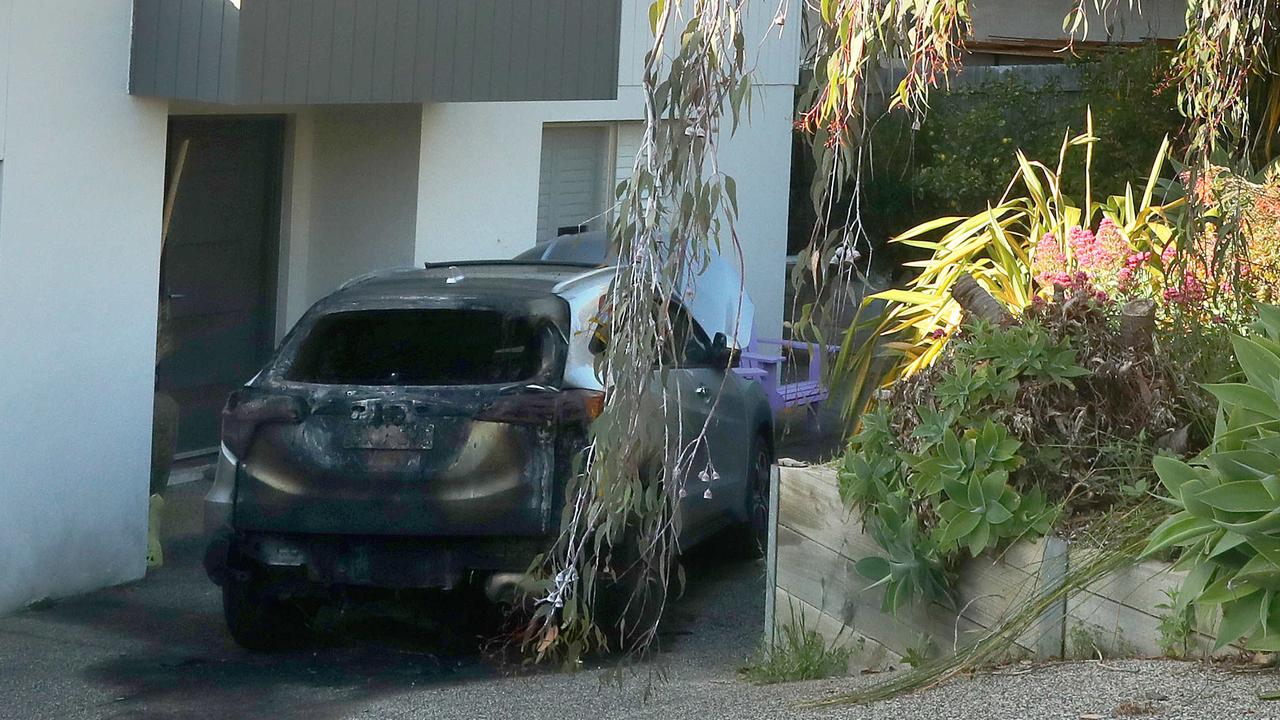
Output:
[3,473,1278,720]
[0,475,782,720]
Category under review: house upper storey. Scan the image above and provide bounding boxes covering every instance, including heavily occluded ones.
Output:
[129,0,623,104]
[128,0,800,106]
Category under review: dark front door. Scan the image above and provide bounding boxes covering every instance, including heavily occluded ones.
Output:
[158,117,284,455]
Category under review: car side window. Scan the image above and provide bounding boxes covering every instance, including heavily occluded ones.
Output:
[661,300,714,368]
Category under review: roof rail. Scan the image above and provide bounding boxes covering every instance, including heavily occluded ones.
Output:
[336,268,397,292]
[421,259,603,271]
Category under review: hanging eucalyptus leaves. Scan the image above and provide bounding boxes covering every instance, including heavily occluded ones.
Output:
[522,0,757,663]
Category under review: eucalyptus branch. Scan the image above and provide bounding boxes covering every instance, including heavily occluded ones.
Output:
[522,0,759,663]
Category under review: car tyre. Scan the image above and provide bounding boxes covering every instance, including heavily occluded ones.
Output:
[722,433,774,559]
[222,572,312,653]
[592,529,670,654]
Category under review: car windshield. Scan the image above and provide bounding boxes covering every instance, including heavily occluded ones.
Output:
[285,309,547,386]
[514,233,614,265]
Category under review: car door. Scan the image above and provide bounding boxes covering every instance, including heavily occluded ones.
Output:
[659,301,750,540]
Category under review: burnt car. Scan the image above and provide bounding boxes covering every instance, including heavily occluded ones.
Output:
[203,256,774,651]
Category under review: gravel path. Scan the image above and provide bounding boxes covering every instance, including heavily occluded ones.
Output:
[355,648,1278,719]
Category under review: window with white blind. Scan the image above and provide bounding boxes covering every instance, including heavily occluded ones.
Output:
[535,122,644,244]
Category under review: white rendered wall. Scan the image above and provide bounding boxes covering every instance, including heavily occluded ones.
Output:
[273,105,424,334]
[304,106,422,305]
[0,0,168,613]
[0,0,9,160]
[416,0,799,339]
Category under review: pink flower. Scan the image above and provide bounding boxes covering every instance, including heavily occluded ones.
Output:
[1033,232,1071,288]
[1124,251,1151,269]
[1069,221,1128,285]
[1164,274,1207,305]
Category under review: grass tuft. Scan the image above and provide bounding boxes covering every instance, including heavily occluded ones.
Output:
[741,611,856,685]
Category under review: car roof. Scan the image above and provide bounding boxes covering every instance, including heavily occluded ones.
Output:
[311,241,753,349]
[317,262,605,308]
[513,231,614,265]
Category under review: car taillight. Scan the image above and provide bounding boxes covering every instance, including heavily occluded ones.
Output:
[221,390,308,458]
[475,389,605,426]
[577,390,606,421]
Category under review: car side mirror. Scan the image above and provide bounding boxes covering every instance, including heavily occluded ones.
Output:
[710,332,739,368]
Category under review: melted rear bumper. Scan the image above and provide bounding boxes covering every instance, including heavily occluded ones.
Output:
[233,415,566,537]
[208,531,548,590]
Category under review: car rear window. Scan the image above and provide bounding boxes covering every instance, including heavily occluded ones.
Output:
[285,309,547,386]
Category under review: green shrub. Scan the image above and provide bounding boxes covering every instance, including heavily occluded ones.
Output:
[1155,589,1197,658]
[843,293,1215,611]
[1143,304,1280,651]
[923,46,1177,215]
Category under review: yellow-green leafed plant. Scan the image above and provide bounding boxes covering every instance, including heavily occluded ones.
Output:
[835,117,1182,420]
[1142,304,1280,652]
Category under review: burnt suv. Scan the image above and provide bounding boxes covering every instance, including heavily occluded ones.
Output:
[204,259,774,650]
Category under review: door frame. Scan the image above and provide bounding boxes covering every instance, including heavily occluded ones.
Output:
[162,114,287,459]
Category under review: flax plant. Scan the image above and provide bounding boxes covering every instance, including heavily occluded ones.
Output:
[834,124,1182,419]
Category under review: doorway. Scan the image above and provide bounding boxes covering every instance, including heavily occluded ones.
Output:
[157,116,285,456]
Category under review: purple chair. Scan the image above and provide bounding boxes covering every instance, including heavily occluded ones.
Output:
[733,338,838,418]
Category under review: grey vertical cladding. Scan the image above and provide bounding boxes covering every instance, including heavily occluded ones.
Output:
[196,0,224,99]
[129,0,160,94]
[307,0,337,103]
[369,0,399,102]
[174,0,201,98]
[218,2,240,103]
[239,0,267,102]
[349,0,377,101]
[260,1,290,103]
[283,0,314,104]
[330,0,357,99]
[131,0,622,104]
[152,0,181,96]
[391,0,419,102]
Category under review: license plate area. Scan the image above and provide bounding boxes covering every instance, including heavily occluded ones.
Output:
[343,423,435,450]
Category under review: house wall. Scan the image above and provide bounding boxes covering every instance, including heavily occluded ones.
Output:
[0,0,9,159]
[0,0,799,615]
[304,106,422,304]
[415,0,800,339]
[130,0,625,105]
[970,0,1186,43]
[0,0,169,614]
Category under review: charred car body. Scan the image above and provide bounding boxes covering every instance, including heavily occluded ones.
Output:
[204,252,774,650]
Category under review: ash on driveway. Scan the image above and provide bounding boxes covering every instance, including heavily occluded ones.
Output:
[3,478,1277,720]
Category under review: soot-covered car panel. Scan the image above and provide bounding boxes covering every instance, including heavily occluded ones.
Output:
[203,261,774,651]
[232,296,576,539]
[207,267,599,564]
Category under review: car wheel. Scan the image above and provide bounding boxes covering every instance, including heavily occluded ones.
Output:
[222,572,312,652]
[723,433,773,559]
[593,530,670,654]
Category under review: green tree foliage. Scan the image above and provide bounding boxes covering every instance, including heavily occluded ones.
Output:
[862,45,1180,269]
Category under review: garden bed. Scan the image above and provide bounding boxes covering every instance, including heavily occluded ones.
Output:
[765,463,1231,667]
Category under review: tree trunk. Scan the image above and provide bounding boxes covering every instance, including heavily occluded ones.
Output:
[1120,298,1157,352]
[951,273,1014,325]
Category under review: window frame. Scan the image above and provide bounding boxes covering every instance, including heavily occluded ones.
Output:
[660,298,718,370]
